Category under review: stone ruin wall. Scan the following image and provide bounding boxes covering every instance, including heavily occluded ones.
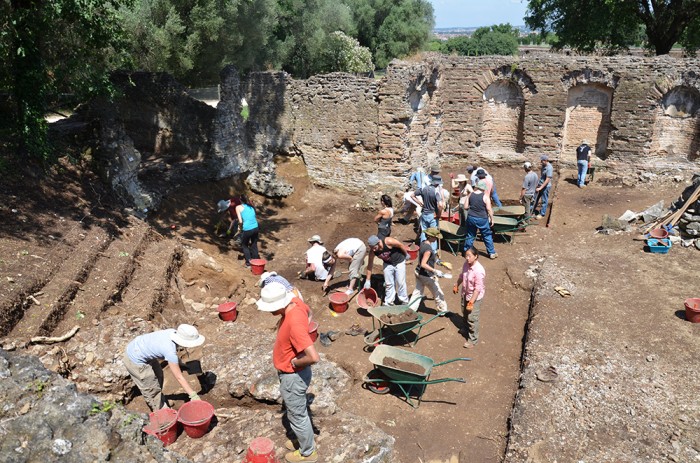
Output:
[240,54,700,196]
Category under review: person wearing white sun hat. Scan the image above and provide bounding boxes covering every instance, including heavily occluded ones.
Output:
[124,324,205,411]
[257,282,320,462]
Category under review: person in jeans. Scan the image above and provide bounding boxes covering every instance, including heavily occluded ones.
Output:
[462,180,497,259]
[454,247,486,349]
[364,234,410,306]
[533,155,553,220]
[123,324,205,410]
[410,175,445,249]
[410,227,448,314]
[235,195,260,267]
[519,161,539,220]
[257,282,320,463]
[468,166,502,207]
[576,140,591,188]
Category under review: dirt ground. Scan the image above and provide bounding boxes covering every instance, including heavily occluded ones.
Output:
[1,156,699,462]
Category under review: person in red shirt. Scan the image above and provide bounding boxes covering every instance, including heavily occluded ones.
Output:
[216,197,242,237]
[257,282,320,463]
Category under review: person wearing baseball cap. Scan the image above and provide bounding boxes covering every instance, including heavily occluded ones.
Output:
[124,324,205,410]
[365,234,410,306]
[462,180,497,259]
[257,282,319,462]
[520,161,538,220]
[410,173,446,250]
[471,167,502,208]
[533,155,553,219]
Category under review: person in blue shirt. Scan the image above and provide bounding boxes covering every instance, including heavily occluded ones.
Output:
[123,324,205,410]
[235,195,260,267]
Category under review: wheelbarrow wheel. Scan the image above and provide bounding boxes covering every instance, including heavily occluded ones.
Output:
[365,369,391,395]
[363,330,381,347]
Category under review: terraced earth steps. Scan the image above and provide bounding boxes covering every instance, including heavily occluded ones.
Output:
[50,218,152,336]
[0,225,88,337]
[6,226,111,342]
[106,237,184,321]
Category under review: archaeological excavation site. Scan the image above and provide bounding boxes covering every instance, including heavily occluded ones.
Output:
[1,53,699,463]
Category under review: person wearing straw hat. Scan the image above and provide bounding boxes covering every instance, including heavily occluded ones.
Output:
[123,324,205,411]
[257,282,320,463]
[410,227,448,314]
[463,180,497,259]
[215,197,242,237]
[453,174,472,225]
[576,139,591,188]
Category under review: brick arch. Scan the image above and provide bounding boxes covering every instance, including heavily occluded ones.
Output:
[648,74,700,162]
[561,69,620,158]
[476,66,537,154]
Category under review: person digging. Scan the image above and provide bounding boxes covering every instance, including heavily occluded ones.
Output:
[123,324,205,411]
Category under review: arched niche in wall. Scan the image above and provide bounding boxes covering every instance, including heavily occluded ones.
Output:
[475,66,536,154]
[650,85,700,161]
[561,70,619,158]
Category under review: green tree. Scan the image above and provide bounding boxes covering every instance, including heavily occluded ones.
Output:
[0,0,128,162]
[321,31,374,73]
[119,0,280,84]
[344,0,434,69]
[526,0,700,55]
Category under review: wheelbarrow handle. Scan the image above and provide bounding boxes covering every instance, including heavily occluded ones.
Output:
[388,377,466,385]
[433,357,472,367]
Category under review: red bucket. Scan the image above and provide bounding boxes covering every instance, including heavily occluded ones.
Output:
[329,292,350,313]
[684,298,700,323]
[407,244,419,261]
[649,228,669,239]
[309,321,319,342]
[217,301,238,322]
[244,437,279,463]
[177,400,215,438]
[143,408,179,446]
[357,288,379,309]
[250,259,267,276]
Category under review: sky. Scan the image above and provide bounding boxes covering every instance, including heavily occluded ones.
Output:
[429,0,529,28]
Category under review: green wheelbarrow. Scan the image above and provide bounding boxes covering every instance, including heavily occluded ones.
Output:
[363,344,471,408]
[363,297,441,347]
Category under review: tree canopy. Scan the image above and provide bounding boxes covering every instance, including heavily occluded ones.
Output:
[525,0,700,55]
[435,24,519,57]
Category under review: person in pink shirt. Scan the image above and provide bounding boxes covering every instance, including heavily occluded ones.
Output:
[453,247,486,349]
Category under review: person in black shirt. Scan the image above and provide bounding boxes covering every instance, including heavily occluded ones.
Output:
[576,140,591,188]
[409,227,448,314]
[365,235,410,305]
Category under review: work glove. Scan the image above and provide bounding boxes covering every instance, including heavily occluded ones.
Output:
[189,393,201,401]
[363,280,371,290]
[435,270,444,278]
[466,301,474,312]
[452,284,459,294]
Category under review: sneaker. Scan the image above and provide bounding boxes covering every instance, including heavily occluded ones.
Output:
[489,253,498,259]
[285,449,318,462]
[319,333,332,347]
[285,439,299,451]
[463,341,475,349]
[327,330,342,341]
[345,324,365,336]
[344,288,354,296]
[535,215,544,220]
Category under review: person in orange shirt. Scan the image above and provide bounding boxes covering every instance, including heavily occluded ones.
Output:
[257,282,320,463]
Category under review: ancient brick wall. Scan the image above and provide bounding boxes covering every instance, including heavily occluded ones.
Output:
[240,54,700,196]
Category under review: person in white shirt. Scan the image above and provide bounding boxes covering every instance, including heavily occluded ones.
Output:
[324,238,367,294]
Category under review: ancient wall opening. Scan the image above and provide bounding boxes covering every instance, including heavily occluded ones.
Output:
[562,83,613,157]
[650,85,700,161]
[480,80,525,153]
